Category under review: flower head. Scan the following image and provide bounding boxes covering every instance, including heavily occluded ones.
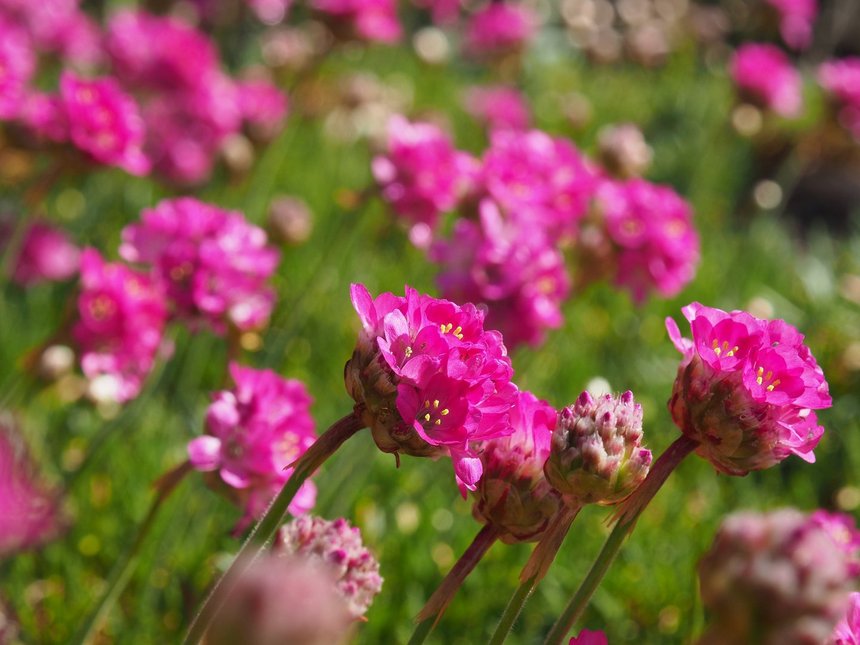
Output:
[831,592,860,645]
[345,283,517,491]
[544,391,652,506]
[120,197,279,333]
[666,302,831,475]
[275,515,383,618]
[569,630,609,645]
[72,249,167,403]
[698,509,860,644]
[0,19,35,120]
[730,43,802,117]
[464,3,537,59]
[311,0,402,43]
[765,0,817,50]
[188,363,317,525]
[11,221,80,286]
[819,58,860,140]
[464,86,530,132]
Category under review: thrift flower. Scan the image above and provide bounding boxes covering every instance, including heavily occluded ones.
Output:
[464,86,530,132]
[120,197,279,334]
[0,19,35,120]
[311,0,402,43]
[188,363,317,525]
[464,2,537,59]
[275,515,383,618]
[666,302,831,475]
[596,123,653,179]
[819,58,860,140]
[237,78,289,140]
[765,0,817,50]
[11,221,80,286]
[730,44,802,117]
[72,249,167,403]
[570,630,609,645]
[831,592,860,645]
[698,509,860,644]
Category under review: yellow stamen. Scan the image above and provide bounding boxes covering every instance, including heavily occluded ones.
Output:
[424,413,431,422]
[440,409,449,416]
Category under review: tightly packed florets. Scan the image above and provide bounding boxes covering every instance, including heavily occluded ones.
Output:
[120,197,279,333]
[730,43,802,117]
[187,363,317,525]
[544,390,652,506]
[666,302,832,475]
[472,390,561,544]
[345,283,518,491]
[72,249,167,403]
[698,509,860,644]
[275,515,383,619]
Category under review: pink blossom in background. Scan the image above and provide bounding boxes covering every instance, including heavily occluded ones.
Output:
[595,178,699,303]
[464,86,530,132]
[666,302,831,475]
[345,283,518,492]
[312,0,402,43]
[570,629,609,645]
[832,592,860,644]
[464,2,537,58]
[247,0,293,24]
[72,249,167,403]
[0,19,35,120]
[765,0,817,50]
[188,363,317,525]
[730,43,802,117]
[412,0,460,24]
[276,515,383,618]
[120,197,280,333]
[0,418,63,558]
[431,199,570,348]
[237,78,289,138]
[0,0,101,64]
[19,92,68,142]
[12,222,80,285]
[373,115,475,248]
[59,72,150,176]
[819,58,860,140]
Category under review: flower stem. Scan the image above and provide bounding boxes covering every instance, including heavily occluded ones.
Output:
[72,460,192,645]
[410,523,501,644]
[543,435,698,644]
[183,409,366,645]
[488,505,580,645]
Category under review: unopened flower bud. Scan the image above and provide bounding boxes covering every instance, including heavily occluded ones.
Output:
[699,509,860,645]
[268,195,313,245]
[544,390,652,506]
[38,345,75,381]
[597,123,653,179]
[274,515,383,618]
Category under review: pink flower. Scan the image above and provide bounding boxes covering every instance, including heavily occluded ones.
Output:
[412,0,460,24]
[72,249,167,403]
[188,363,317,525]
[344,283,518,492]
[59,72,150,176]
[120,197,280,333]
[247,0,293,24]
[11,221,80,285]
[237,78,289,139]
[373,115,476,248]
[730,43,803,117]
[570,630,609,645]
[464,86,531,132]
[594,178,699,303]
[666,302,831,475]
[831,592,860,645]
[275,515,383,618]
[311,0,402,43]
[465,3,537,58]
[0,418,63,557]
[19,92,67,142]
[765,0,817,50]
[472,390,561,543]
[819,58,860,140]
[431,199,571,348]
[0,19,35,120]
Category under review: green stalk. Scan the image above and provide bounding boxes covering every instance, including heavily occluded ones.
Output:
[488,505,579,645]
[72,461,192,644]
[183,409,366,645]
[543,435,698,644]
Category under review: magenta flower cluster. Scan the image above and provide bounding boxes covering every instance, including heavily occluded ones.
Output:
[730,43,803,118]
[765,0,818,51]
[819,58,860,140]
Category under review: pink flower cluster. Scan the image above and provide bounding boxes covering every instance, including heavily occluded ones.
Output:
[10,221,80,286]
[275,515,383,618]
[833,593,860,644]
[188,363,317,525]
[346,283,518,491]
[72,249,167,403]
[730,43,802,118]
[765,0,817,50]
[464,86,531,132]
[819,58,860,140]
[666,302,831,475]
[464,3,537,59]
[311,0,402,43]
[120,197,279,334]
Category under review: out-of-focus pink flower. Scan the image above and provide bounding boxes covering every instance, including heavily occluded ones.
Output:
[275,515,383,618]
[188,363,317,525]
[765,0,817,51]
[819,58,860,140]
[0,19,35,120]
[412,0,460,25]
[59,72,150,176]
[699,509,860,644]
[373,115,475,248]
[666,302,831,475]
[72,249,167,403]
[247,0,293,24]
[312,0,402,43]
[570,630,609,645]
[0,418,63,558]
[0,0,100,64]
[238,78,289,139]
[730,43,802,117]
[594,178,699,303]
[464,86,530,132]
[344,283,518,492]
[19,92,67,142]
[12,221,80,285]
[472,390,561,544]
[431,199,570,348]
[120,197,280,333]
[831,592,860,645]
[464,2,537,58]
